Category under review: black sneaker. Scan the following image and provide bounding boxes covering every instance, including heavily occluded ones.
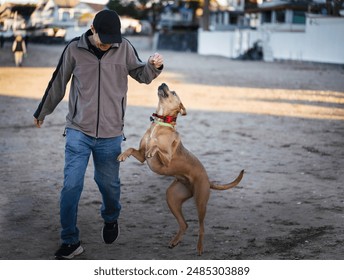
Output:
[102,221,119,244]
[55,241,84,260]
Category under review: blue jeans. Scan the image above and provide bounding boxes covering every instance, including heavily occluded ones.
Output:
[60,128,122,244]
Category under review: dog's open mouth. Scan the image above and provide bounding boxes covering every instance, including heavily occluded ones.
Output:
[158,83,169,98]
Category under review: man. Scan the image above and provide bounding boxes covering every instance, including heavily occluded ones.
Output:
[33,10,164,259]
[12,35,27,66]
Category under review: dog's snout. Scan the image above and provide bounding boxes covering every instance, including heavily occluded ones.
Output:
[158,83,170,98]
[158,83,167,90]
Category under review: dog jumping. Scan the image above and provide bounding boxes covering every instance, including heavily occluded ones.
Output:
[118,83,244,255]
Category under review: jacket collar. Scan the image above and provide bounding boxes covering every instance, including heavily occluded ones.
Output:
[77,29,121,50]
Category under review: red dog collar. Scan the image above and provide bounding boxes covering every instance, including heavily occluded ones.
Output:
[151,113,177,124]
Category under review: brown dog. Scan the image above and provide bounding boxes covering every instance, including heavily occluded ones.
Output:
[118,83,244,255]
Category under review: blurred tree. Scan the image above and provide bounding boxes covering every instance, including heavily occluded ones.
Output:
[11,4,36,21]
[107,0,139,18]
[326,0,344,16]
[106,0,263,31]
[203,0,210,30]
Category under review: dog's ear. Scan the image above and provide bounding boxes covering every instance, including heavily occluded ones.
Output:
[180,103,187,116]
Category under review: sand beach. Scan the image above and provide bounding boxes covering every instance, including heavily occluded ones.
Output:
[0,40,344,260]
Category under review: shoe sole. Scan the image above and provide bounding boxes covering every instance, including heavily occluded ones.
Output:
[57,245,84,260]
[101,225,120,244]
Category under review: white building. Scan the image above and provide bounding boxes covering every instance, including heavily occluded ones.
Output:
[29,0,94,28]
[198,0,344,64]
[28,0,103,41]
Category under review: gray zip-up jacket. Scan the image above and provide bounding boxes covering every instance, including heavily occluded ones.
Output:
[34,30,162,138]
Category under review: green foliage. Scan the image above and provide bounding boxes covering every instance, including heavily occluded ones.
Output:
[107,0,140,19]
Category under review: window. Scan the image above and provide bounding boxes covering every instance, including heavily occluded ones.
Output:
[262,11,272,23]
[276,10,285,23]
[292,11,306,24]
[62,11,70,22]
[230,14,238,25]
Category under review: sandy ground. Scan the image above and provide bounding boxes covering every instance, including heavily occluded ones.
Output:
[0,40,344,260]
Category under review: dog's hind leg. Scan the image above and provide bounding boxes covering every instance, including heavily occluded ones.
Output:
[166,179,192,249]
[194,184,210,256]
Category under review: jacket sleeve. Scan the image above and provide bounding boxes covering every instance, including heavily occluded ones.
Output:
[33,44,74,120]
[126,42,162,84]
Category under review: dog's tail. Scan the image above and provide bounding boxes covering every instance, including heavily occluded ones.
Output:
[210,170,244,190]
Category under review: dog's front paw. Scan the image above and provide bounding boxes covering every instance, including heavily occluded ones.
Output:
[146,146,158,158]
[117,152,129,162]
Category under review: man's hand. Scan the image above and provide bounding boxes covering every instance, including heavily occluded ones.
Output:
[34,118,44,128]
[149,53,163,69]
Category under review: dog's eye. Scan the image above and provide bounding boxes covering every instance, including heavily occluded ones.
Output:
[172,91,176,96]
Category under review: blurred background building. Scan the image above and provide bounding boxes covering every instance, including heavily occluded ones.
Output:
[0,0,343,63]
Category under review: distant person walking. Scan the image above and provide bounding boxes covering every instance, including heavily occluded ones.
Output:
[12,35,27,66]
